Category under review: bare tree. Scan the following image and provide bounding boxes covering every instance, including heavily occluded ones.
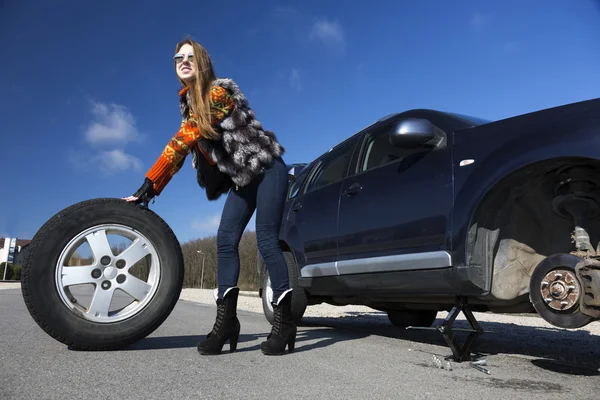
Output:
[180,231,259,290]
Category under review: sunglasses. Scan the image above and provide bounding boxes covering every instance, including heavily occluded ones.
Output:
[173,52,194,64]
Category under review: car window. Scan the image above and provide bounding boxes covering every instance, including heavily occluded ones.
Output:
[288,170,309,200]
[359,122,447,173]
[358,124,408,172]
[304,140,356,193]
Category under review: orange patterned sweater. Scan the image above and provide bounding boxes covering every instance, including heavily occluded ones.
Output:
[145,86,235,195]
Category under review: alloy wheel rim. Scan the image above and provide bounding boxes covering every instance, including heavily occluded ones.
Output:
[55,224,161,323]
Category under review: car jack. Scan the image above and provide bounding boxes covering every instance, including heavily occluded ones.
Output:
[407,296,491,362]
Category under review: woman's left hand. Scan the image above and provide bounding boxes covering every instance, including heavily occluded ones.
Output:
[124,178,156,204]
[122,195,141,202]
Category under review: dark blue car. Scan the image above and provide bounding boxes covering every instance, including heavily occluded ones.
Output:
[258,98,600,355]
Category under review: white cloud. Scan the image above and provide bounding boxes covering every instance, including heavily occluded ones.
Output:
[309,18,345,50]
[93,149,143,175]
[85,102,141,146]
[71,100,145,176]
[290,69,302,91]
[270,9,346,55]
[193,215,222,233]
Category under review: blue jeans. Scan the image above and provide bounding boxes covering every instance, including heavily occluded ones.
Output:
[216,157,290,301]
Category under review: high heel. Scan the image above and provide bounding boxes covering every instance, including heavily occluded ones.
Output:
[261,289,296,355]
[229,330,240,353]
[287,334,296,353]
[197,287,241,355]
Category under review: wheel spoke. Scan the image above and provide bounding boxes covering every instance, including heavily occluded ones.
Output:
[87,286,114,318]
[119,238,151,269]
[120,275,152,301]
[61,265,98,287]
[86,230,113,262]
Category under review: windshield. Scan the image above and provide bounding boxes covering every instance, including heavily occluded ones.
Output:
[448,113,493,126]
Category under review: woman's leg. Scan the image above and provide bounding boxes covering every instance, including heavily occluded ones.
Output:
[197,183,256,355]
[216,183,257,298]
[254,157,290,301]
[255,157,297,355]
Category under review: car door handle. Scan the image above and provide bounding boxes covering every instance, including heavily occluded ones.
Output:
[291,204,303,213]
[344,183,363,196]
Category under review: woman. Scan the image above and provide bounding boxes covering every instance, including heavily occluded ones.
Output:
[123,38,296,356]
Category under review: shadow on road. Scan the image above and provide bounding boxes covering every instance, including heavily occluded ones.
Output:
[124,332,265,351]
[123,326,369,354]
[300,313,600,376]
[293,327,370,353]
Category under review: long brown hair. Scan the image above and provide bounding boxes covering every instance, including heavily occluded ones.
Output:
[175,38,219,140]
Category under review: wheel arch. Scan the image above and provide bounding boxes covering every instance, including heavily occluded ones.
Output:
[462,156,600,299]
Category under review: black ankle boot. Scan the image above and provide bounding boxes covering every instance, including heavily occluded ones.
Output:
[197,287,241,355]
[261,290,296,355]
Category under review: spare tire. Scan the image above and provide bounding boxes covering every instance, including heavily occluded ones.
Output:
[21,198,184,350]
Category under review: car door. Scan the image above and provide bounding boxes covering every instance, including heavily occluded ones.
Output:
[335,118,454,275]
[285,136,360,278]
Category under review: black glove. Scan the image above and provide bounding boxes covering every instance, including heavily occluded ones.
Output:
[132,178,156,205]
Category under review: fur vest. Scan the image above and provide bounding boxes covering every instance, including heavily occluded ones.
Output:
[180,78,285,200]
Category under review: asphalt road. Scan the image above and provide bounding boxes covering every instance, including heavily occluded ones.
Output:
[1,288,598,400]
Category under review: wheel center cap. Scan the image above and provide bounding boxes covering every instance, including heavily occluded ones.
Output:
[104,266,118,280]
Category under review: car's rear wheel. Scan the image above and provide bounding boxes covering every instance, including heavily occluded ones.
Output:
[529,253,594,329]
[20,198,184,350]
[386,310,438,328]
[260,251,307,324]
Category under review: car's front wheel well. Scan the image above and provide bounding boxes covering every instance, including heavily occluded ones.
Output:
[467,157,600,301]
[279,240,292,253]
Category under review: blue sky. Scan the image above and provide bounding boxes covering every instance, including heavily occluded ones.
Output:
[1,0,599,243]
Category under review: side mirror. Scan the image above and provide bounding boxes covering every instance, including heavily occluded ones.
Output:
[389,118,438,149]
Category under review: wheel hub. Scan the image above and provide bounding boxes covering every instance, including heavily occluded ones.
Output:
[540,269,580,311]
[103,266,118,280]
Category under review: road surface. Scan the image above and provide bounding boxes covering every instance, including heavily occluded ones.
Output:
[1,288,598,399]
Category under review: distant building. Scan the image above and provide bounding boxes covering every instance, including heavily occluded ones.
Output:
[0,238,31,266]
